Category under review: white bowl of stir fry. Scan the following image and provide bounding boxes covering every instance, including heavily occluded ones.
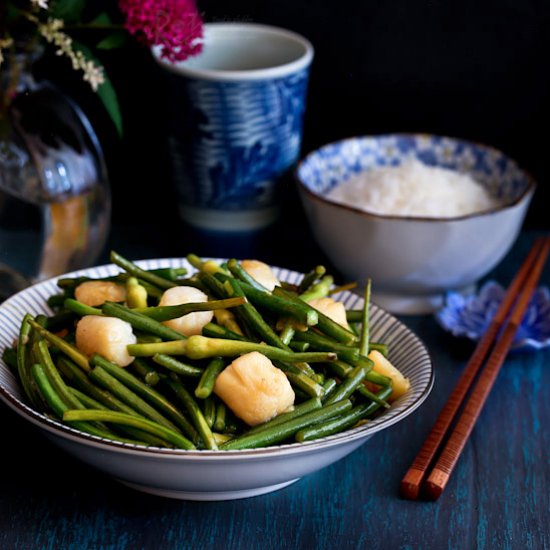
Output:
[0,252,433,500]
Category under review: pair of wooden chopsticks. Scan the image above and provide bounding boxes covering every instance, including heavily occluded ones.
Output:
[401,236,550,501]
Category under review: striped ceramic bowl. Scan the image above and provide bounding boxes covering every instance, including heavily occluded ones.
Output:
[0,259,433,501]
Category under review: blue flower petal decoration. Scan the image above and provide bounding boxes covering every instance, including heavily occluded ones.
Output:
[435,281,550,350]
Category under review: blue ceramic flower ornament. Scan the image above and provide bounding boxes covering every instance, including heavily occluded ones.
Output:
[435,281,550,350]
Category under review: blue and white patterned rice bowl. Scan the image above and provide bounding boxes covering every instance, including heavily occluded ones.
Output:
[296,134,537,314]
[0,259,433,501]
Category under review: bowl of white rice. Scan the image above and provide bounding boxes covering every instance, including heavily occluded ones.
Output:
[296,134,536,314]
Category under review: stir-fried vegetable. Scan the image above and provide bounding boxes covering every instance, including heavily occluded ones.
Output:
[2,250,411,450]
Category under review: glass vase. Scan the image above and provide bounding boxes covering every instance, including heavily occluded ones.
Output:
[0,51,111,301]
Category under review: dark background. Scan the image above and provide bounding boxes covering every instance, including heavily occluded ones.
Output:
[44,0,550,259]
[4,4,549,542]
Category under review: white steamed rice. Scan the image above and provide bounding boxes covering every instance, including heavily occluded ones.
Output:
[327,159,500,218]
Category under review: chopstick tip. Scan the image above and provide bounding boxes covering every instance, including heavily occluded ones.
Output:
[399,469,424,500]
[424,482,443,501]
[424,469,448,501]
[400,482,420,501]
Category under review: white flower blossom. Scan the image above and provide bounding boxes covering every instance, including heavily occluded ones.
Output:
[37,18,105,91]
[31,0,49,9]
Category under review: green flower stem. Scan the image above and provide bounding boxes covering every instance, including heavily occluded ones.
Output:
[64,298,103,317]
[273,288,357,345]
[186,254,227,275]
[89,365,181,433]
[194,357,226,399]
[233,280,319,327]
[213,401,227,432]
[27,318,90,371]
[31,364,137,442]
[279,324,296,346]
[152,353,203,378]
[298,274,334,302]
[127,335,337,363]
[17,314,40,406]
[297,265,327,294]
[323,365,367,406]
[67,388,170,447]
[273,361,325,398]
[129,358,160,386]
[34,340,85,410]
[224,278,290,349]
[295,386,394,442]
[165,379,218,450]
[203,396,216,428]
[357,385,391,408]
[57,357,139,416]
[292,331,360,363]
[359,279,372,356]
[134,296,245,322]
[226,258,270,292]
[202,322,248,342]
[63,409,196,450]
[110,251,177,290]
[101,301,186,341]
[90,354,197,440]
[245,398,323,435]
[220,399,352,451]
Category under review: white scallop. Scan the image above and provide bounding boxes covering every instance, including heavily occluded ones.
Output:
[159,286,213,336]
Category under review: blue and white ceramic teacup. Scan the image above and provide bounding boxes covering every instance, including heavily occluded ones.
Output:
[153,23,314,231]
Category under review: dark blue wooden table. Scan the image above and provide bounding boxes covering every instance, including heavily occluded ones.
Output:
[1,220,548,550]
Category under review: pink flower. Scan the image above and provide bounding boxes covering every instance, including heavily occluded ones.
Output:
[119,0,203,63]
